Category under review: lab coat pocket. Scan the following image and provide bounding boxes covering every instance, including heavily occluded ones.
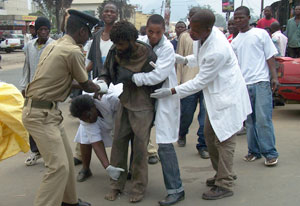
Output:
[210,92,232,111]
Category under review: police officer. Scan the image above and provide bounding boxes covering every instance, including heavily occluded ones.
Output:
[22,10,105,206]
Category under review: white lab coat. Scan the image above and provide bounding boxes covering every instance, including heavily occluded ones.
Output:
[133,35,180,144]
[175,27,252,142]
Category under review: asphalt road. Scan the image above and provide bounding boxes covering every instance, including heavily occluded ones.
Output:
[1,53,300,206]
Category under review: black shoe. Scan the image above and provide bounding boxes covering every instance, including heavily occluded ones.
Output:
[177,136,186,147]
[77,168,92,182]
[62,198,91,206]
[74,157,82,166]
[148,155,159,164]
[159,191,185,206]
[198,148,210,159]
[202,186,233,200]
[206,175,237,187]
[127,171,132,180]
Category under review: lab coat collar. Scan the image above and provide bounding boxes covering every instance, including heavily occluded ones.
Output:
[146,35,166,49]
[198,26,217,49]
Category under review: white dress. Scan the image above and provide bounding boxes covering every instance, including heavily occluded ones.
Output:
[74,83,122,146]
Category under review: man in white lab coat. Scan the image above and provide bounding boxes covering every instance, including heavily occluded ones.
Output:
[132,15,184,206]
[151,10,252,200]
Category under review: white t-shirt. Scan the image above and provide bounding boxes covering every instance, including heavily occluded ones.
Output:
[100,38,113,63]
[84,39,92,66]
[231,28,278,85]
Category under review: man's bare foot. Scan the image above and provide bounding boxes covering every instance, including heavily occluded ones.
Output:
[104,189,121,201]
[129,193,144,203]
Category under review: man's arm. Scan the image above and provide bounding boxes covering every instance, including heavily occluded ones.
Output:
[132,45,175,86]
[151,52,225,99]
[19,46,30,96]
[86,61,93,72]
[266,57,279,92]
[78,80,100,93]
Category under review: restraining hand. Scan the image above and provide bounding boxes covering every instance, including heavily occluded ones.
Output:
[175,54,187,65]
[106,165,125,180]
[150,88,172,99]
[93,79,108,94]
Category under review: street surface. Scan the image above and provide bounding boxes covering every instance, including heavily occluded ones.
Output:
[0,52,300,206]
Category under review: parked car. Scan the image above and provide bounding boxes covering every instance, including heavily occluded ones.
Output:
[274,57,300,105]
[0,33,24,53]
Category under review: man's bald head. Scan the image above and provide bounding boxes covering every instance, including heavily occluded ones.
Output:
[190,9,215,29]
[270,21,281,33]
[189,7,202,19]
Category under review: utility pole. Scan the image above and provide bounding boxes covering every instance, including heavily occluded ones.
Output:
[164,0,171,33]
[160,0,164,16]
[241,0,244,6]
[261,0,264,18]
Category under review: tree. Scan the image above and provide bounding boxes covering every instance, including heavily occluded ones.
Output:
[33,0,73,33]
[97,0,135,20]
[187,4,226,28]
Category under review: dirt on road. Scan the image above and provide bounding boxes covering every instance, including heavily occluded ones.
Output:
[0,50,25,70]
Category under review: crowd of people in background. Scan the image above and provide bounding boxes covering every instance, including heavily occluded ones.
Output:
[2,2,300,206]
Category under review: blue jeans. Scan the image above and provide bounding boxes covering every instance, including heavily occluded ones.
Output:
[158,144,184,194]
[246,81,278,159]
[179,91,207,150]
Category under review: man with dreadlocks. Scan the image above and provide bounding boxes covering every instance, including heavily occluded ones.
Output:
[100,21,159,203]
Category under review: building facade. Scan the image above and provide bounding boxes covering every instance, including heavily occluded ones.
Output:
[0,0,29,15]
[0,0,34,36]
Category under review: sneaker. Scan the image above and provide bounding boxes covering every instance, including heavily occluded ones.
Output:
[74,157,82,166]
[198,148,210,159]
[265,157,278,166]
[177,136,186,147]
[202,186,233,200]
[148,155,159,164]
[243,154,260,162]
[77,168,92,182]
[25,152,41,166]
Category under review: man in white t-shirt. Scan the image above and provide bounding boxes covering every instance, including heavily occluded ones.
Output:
[86,2,116,79]
[232,6,279,166]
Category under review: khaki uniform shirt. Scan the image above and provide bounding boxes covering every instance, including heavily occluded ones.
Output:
[176,31,199,84]
[26,35,88,102]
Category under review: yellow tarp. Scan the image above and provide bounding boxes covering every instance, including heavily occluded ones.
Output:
[0,82,29,161]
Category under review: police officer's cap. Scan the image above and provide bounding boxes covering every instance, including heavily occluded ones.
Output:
[68,9,99,32]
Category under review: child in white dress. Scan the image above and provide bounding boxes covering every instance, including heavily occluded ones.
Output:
[70,84,124,182]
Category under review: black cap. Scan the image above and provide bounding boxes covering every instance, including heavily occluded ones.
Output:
[68,9,99,33]
[35,16,51,33]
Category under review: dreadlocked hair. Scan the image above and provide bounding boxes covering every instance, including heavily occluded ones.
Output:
[110,20,139,43]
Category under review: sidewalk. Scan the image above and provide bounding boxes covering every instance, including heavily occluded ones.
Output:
[1,101,300,206]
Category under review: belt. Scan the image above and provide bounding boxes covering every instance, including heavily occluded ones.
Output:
[24,98,56,109]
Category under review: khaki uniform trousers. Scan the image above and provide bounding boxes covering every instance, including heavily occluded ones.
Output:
[110,105,154,196]
[22,100,77,206]
[204,113,236,190]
